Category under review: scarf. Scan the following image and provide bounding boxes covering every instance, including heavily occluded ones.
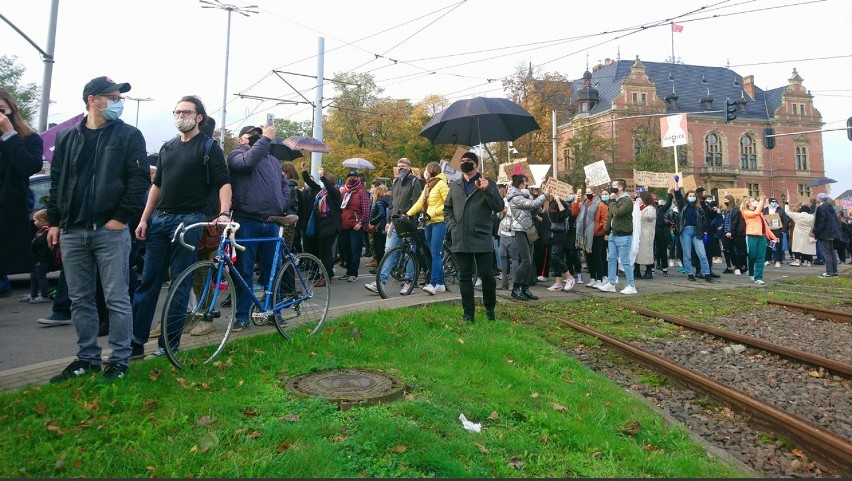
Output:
[315,188,330,218]
[340,178,362,209]
[422,177,440,213]
[576,197,600,253]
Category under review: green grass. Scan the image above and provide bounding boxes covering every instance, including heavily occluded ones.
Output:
[0,303,746,478]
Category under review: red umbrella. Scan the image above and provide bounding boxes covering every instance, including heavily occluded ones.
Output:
[283,136,330,153]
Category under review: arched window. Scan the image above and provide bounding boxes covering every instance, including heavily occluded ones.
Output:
[795,145,808,170]
[633,137,645,160]
[740,134,757,170]
[705,133,722,166]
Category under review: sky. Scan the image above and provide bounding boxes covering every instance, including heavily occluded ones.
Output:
[3,0,850,195]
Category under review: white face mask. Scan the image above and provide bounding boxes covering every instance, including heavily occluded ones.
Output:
[750,201,759,209]
[175,117,197,132]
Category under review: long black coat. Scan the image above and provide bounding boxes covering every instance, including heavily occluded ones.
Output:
[0,131,43,276]
[443,174,503,254]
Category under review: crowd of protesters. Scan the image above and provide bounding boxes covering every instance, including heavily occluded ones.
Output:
[2,77,852,383]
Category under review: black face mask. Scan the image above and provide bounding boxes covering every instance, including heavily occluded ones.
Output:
[247,135,261,147]
[460,161,475,173]
[608,186,619,194]
[586,193,594,200]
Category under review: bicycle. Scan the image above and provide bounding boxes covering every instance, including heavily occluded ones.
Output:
[161,215,330,369]
[374,213,459,299]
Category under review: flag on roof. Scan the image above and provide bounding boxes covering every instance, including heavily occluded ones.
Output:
[671,23,683,32]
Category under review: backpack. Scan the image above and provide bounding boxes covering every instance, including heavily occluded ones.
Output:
[159,133,220,217]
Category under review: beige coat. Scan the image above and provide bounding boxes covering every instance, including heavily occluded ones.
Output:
[635,204,657,265]
[786,210,816,256]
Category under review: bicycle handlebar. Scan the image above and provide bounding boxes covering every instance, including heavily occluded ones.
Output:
[171,220,245,252]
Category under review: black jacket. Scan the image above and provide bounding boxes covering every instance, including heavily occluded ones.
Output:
[443,174,503,254]
[48,117,149,230]
[812,202,840,240]
[0,131,43,275]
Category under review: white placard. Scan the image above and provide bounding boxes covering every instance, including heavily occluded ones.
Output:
[660,114,689,147]
[584,160,611,186]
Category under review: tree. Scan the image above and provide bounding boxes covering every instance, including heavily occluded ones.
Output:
[562,124,611,187]
[273,118,312,139]
[0,55,40,122]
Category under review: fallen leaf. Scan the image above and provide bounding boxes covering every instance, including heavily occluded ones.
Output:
[34,404,47,415]
[791,449,806,459]
[242,408,257,417]
[142,400,158,410]
[246,431,262,439]
[808,371,820,378]
[189,445,198,454]
[404,393,415,401]
[146,466,156,476]
[529,392,539,399]
[198,416,217,426]
[237,379,244,388]
[552,403,567,412]
[475,443,489,454]
[55,453,67,470]
[201,382,210,390]
[331,435,346,443]
[487,411,499,420]
[83,400,99,411]
[508,455,525,469]
[457,338,465,345]
[591,451,602,459]
[149,369,162,381]
[540,434,549,444]
[619,420,641,436]
[393,445,407,454]
[276,442,292,452]
[279,414,300,422]
[45,421,64,436]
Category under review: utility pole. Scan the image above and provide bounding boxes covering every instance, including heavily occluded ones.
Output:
[200,0,258,146]
[0,0,59,132]
[126,96,153,127]
[311,37,325,180]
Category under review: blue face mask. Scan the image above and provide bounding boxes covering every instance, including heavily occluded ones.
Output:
[600,195,610,202]
[687,196,696,203]
[566,195,576,202]
[100,99,124,121]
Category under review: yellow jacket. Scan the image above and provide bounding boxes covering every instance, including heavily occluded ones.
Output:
[407,173,448,224]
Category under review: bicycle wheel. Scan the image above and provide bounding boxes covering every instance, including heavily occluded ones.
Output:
[376,244,418,299]
[442,245,459,286]
[161,260,234,370]
[272,253,329,338]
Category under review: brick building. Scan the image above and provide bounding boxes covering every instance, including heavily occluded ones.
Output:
[558,56,825,204]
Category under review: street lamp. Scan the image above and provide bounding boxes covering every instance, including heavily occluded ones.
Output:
[199,0,258,146]
[125,96,153,127]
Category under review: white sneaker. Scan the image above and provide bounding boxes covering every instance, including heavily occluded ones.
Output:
[433,284,446,293]
[537,276,548,282]
[563,276,575,291]
[754,279,765,285]
[601,276,608,285]
[620,285,638,295]
[576,274,584,284]
[789,261,800,266]
[749,276,754,281]
[764,261,770,266]
[423,284,436,295]
[734,269,742,275]
[586,280,598,288]
[364,282,378,293]
[145,347,167,360]
[668,259,675,267]
[547,282,564,292]
[474,278,482,287]
[774,261,780,268]
[30,296,51,304]
[400,282,412,295]
[597,282,616,293]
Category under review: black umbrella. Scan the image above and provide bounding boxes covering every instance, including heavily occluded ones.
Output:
[269,139,303,161]
[419,97,541,145]
[806,177,837,187]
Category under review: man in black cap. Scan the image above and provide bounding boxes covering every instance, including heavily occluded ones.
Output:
[444,152,503,322]
[46,76,150,382]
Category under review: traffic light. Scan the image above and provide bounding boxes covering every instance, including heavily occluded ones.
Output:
[763,127,775,150]
[725,98,737,124]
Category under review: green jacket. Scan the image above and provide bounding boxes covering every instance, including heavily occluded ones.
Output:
[604,195,634,235]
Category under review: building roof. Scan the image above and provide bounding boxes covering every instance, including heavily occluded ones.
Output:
[570,59,785,121]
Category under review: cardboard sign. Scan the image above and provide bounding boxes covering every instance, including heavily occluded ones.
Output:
[842,197,852,210]
[500,159,535,184]
[541,177,574,199]
[439,160,462,182]
[633,169,679,188]
[449,146,472,170]
[679,174,697,192]
[722,188,749,200]
[660,114,689,147]
[764,213,782,230]
[584,160,611,186]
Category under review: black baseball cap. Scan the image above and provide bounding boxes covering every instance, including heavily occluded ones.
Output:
[238,126,262,138]
[82,76,131,102]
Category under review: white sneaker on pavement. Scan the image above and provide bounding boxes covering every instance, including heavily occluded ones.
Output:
[597,282,616,292]
[364,282,378,293]
[586,280,598,288]
[620,285,638,295]
[537,276,548,282]
[547,282,564,292]
[774,261,780,268]
[400,282,412,295]
[563,276,575,291]
[423,284,436,295]
[576,274,584,284]
[734,269,742,275]
[433,284,446,293]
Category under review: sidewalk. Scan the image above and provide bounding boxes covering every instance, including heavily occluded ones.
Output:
[1,260,846,393]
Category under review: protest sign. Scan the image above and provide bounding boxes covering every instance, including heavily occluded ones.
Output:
[764,213,782,230]
[679,174,697,192]
[660,114,689,147]
[722,188,749,199]
[633,169,679,188]
[449,146,471,170]
[541,177,574,198]
[500,159,535,184]
[439,160,462,182]
[842,197,852,210]
[584,160,611,186]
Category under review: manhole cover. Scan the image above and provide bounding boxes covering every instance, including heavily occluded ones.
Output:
[286,369,406,410]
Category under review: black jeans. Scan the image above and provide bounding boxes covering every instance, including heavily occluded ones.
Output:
[588,235,607,281]
[456,251,496,318]
[549,231,568,276]
[654,229,669,270]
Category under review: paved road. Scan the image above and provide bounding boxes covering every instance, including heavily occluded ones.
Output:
[1,257,847,391]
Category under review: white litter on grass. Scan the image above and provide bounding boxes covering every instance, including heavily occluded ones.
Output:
[459,414,481,433]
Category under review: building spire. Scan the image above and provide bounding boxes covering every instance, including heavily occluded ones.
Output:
[616,46,621,62]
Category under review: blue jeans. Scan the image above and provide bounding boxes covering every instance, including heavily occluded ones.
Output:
[234,218,279,324]
[607,234,634,287]
[379,226,414,283]
[425,222,446,286]
[132,212,204,349]
[680,226,710,275]
[61,225,132,365]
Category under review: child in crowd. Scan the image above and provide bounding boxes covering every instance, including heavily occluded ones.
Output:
[21,209,55,304]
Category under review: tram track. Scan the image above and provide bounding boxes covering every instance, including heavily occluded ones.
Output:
[767,300,852,325]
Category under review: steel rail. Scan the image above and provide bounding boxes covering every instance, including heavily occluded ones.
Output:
[767,300,852,325]
[625,306,852,377]
[542,310,852,475]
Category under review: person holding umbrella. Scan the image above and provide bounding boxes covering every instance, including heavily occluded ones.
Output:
[443,152,503,322]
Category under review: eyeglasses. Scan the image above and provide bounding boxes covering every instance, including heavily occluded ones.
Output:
[173,110,197,117]
[97,95,125,103]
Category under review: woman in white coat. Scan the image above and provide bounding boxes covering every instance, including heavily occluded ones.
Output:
[633,191,657,279]
[785,203,816,266]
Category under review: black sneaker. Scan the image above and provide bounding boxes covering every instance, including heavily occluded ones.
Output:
[130,342,145,360]
[461,314,474,323]
[103,362,128,380]
[486,309,496,321]
[688,275,696,281]
[49,359,102,383]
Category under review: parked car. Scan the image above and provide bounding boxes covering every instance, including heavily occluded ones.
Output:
[29,173,51,214]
